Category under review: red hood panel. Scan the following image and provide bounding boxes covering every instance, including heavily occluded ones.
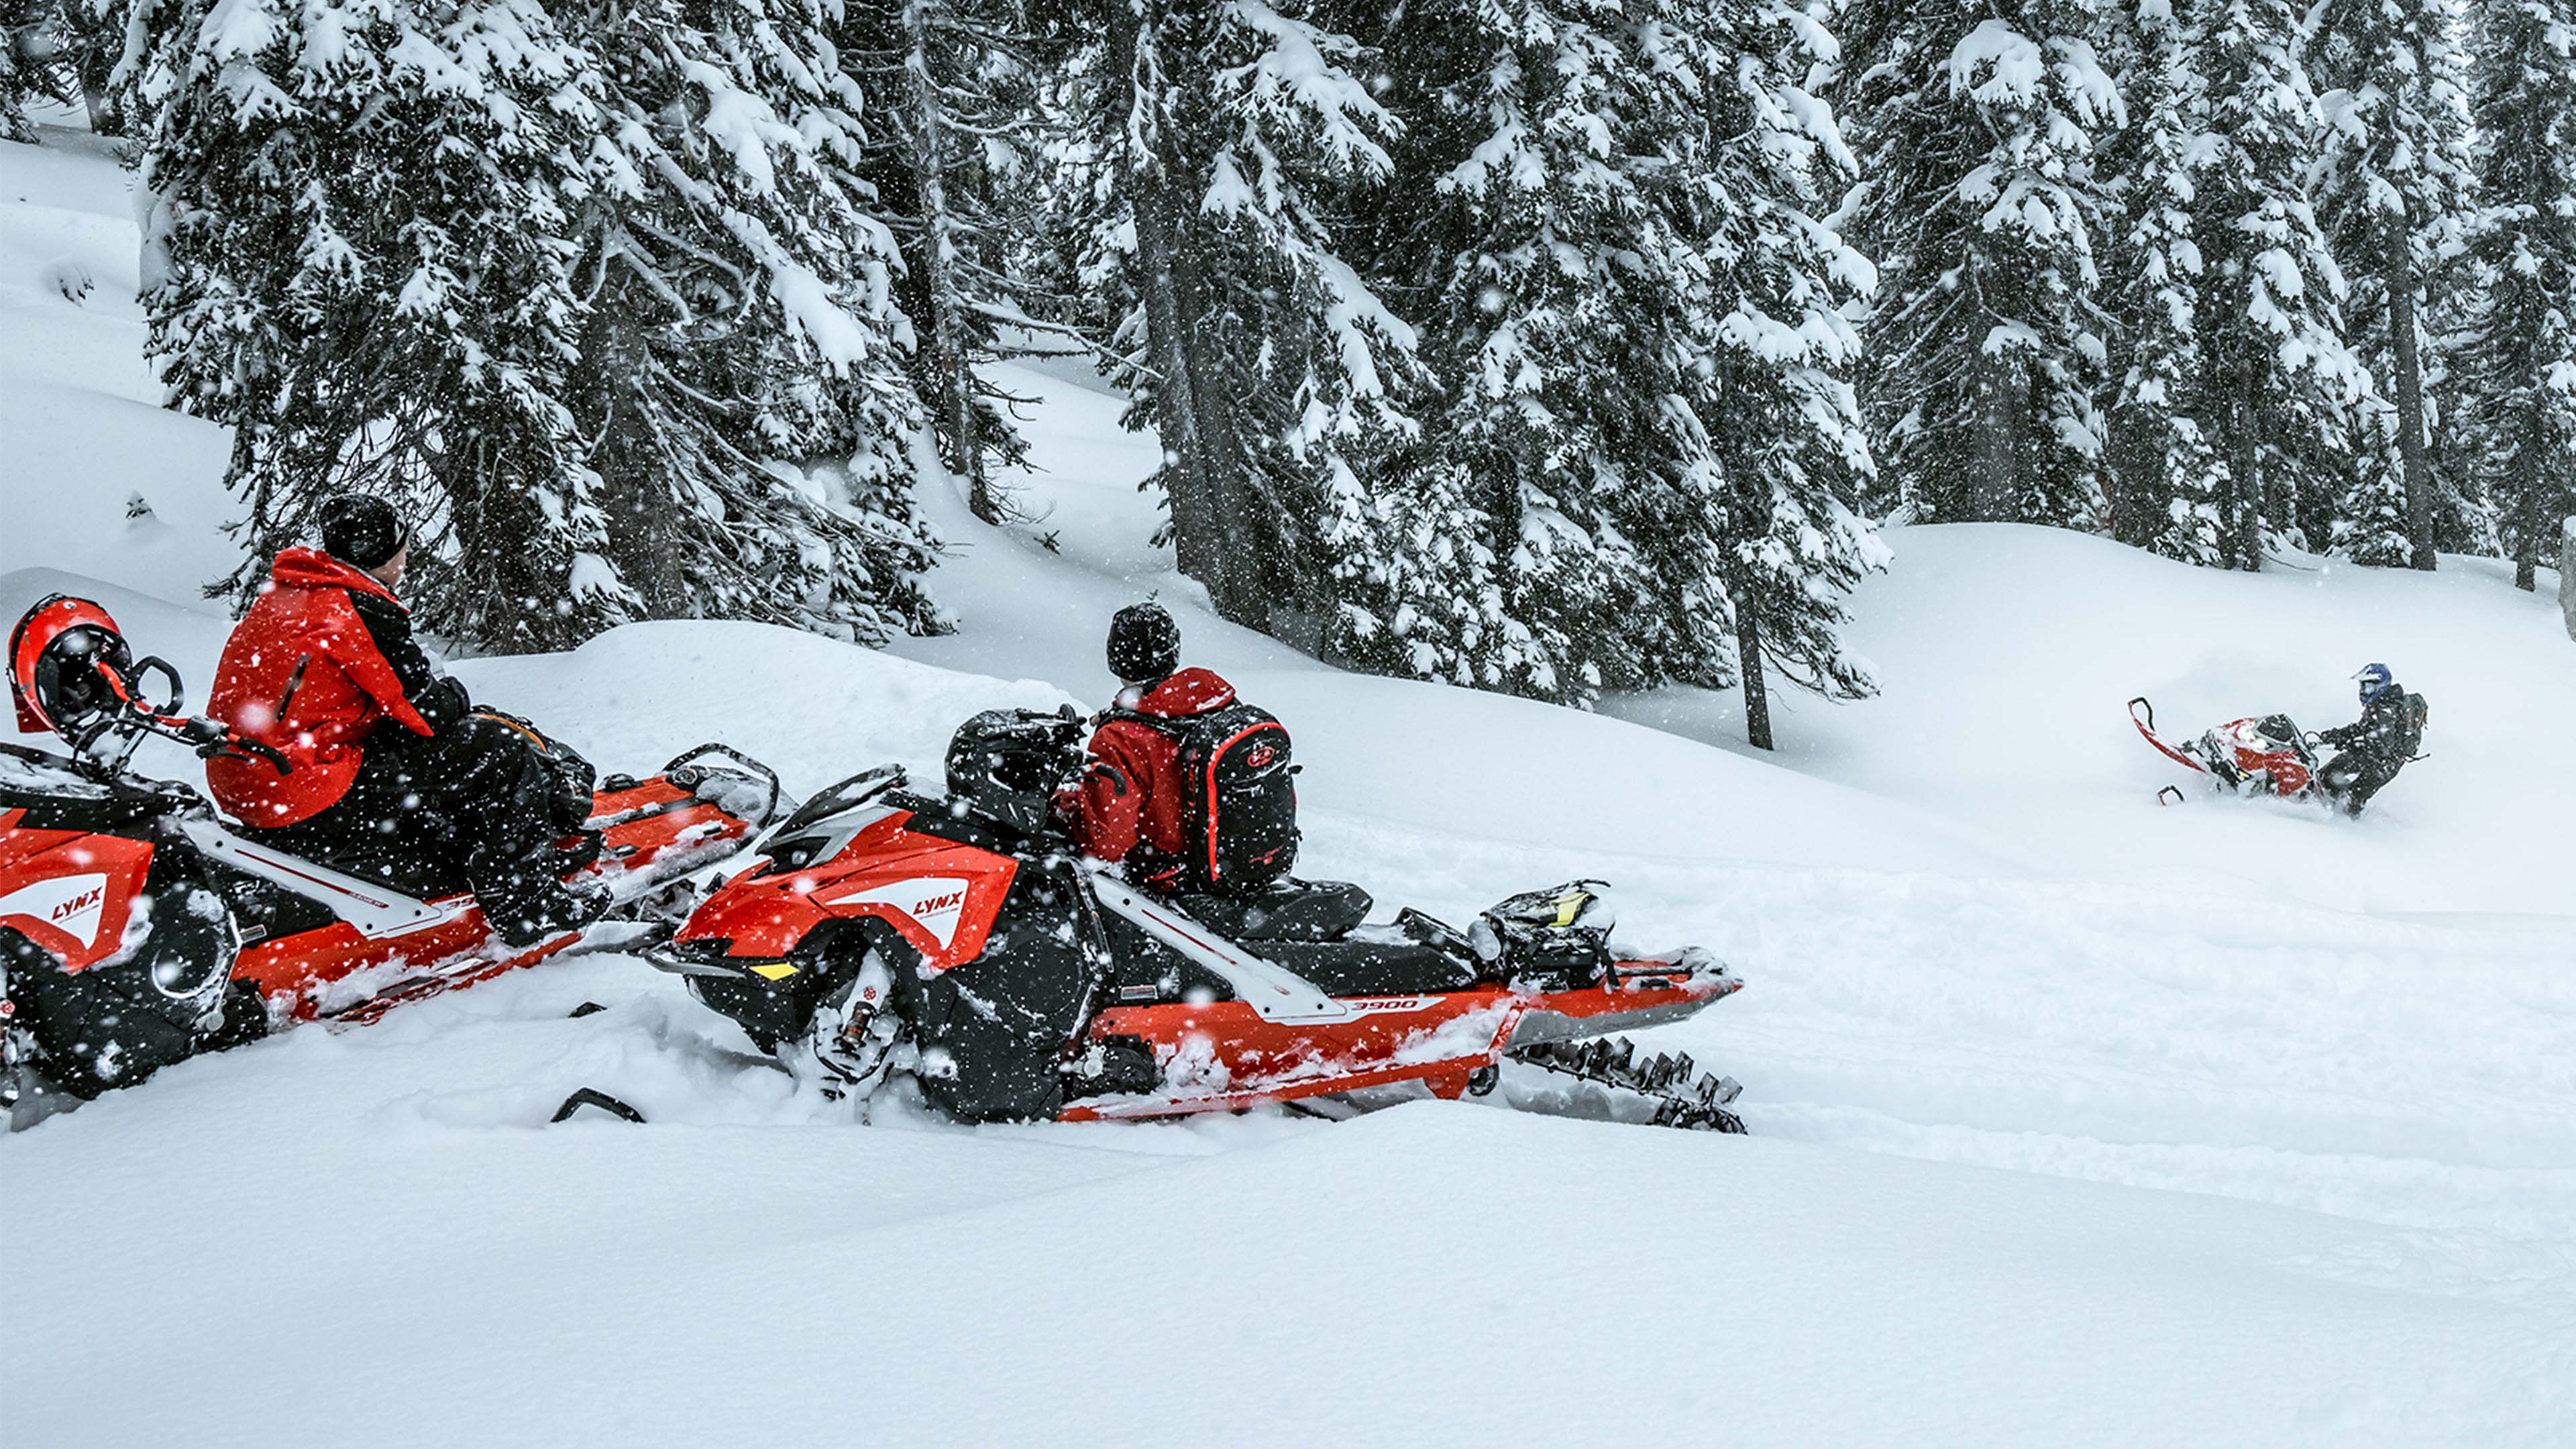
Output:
[679,812,1019,969]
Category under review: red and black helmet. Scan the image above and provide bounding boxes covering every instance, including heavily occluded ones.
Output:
[9,594,136,746]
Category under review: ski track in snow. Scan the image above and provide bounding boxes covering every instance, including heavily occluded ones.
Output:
[5,115,2575,1445]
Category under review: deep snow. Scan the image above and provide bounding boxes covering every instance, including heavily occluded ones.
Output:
[5,113,2575,1447]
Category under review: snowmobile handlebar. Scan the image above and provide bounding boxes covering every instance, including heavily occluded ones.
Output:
[660,743,785,828]
[80,653,294,776]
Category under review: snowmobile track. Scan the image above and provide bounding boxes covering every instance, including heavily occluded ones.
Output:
[1504,1036,1748,1134]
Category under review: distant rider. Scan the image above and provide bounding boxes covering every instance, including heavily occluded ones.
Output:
[2311,663,2424,817]
[204,494,606,945]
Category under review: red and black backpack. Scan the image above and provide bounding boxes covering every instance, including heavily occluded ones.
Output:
[1127,699,1299,894]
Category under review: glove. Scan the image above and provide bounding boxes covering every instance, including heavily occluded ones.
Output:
[419,675,472,733]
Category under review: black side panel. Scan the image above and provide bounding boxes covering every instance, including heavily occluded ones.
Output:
[682,922,870,1055]
[908,861,1099,1122]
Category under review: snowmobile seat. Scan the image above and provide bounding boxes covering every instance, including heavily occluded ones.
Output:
[1256,936,1483,997]
[1174,879,1373,943]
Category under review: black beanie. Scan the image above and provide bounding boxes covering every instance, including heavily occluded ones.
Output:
[319,494,406,570]
[1108,602,1179,684]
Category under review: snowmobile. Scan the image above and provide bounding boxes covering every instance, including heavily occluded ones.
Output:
[1,595,784,1121]
[643,708,1750,1133]
[2127,696,2322,805]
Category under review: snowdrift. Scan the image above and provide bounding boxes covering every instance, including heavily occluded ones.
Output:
[7,119,2575,1446]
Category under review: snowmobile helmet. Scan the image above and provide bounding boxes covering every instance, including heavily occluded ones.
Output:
[2354,662,2394,704]
[1107,602,1179,686]
[9,594,136,747]
[319,493,407,570]
[945,708,1080,837]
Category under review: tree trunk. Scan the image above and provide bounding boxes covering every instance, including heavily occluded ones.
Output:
[1971,345,2023,523]
[2560,517,2576,643]
[2383,195,2438,570]
[2512,432,2540,592]
[582,274,684,619]
[903,0,989,522]
[1112,3,1264,627]
[1735,602,1772,751]
[2231,384,2263,572]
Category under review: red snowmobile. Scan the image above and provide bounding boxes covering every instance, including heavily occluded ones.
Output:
[1,596,782,1120]
[2128,696,2321,804]
[647,709,1749,1132]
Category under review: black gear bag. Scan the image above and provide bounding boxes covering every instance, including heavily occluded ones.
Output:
[1126,701,1299,894]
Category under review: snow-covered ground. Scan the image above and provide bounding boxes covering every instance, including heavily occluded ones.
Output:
[5,113,2575,1446]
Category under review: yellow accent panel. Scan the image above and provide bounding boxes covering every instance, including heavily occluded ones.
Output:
[748,961,798,981]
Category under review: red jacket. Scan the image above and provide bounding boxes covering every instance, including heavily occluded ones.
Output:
[1063,667,1237,869]
[206,549,462,826]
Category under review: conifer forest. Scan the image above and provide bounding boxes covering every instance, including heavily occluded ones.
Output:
[5,0,2572,744]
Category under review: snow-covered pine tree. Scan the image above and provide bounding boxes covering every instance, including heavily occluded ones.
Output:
[837,0,1042,524]
[2461,0,2576,593]
[551,0,944,645]
[3,0,48,140]
[1358,0,1685,702]
[1662,0,1888,747]
[1063,0,1430,644]
[2311,0,2479,568]
[1839,0,2123,530]
[2103,0,2226,564]
[1,0,110,139]
[126,0,601,650]
[2192,0,2373,568]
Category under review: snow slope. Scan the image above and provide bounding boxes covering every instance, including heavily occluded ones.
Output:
[6,117,2575,1446]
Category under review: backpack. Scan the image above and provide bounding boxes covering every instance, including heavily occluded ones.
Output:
[2396,691,2428,757]
[1129,700,1299,893]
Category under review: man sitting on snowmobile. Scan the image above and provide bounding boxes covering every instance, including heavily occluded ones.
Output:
[204,494,608,946]
[2310,663,2426,816]
[1058,602,1299,896]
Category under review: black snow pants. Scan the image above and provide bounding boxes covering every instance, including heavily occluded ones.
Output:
[2317,749,2404,817]
[260,716,584,943]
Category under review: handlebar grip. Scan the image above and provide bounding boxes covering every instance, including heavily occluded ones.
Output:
[239,738,293,775]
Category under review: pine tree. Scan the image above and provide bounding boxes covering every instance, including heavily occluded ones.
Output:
[3,0,45,141]
[1841,0,2123,530]
[1667,0,1888,745]
[2193,0,2374,568]
[2312,0,2479,568]
[127,0,600,650]
[1063,0,1430,643]
[2104,0,2227,563]
[1361,0,1682,701]
[553,0,944,645]
[1346,0,1880,732]
[841,0,1043,523]
[2461,0,2576,593]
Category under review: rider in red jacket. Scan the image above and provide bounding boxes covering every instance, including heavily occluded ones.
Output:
[1061,602,1238,889]
[207,496,604,946]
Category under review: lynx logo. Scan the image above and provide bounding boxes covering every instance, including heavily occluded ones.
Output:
[821,876,975,949]
[1244,743,1279,769]
[0,872,111,950]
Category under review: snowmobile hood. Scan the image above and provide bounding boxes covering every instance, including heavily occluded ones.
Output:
[1130,667,1236,718]
[268,547,403,607]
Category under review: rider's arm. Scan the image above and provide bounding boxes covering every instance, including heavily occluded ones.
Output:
[327,591,458,737]
[1069,727,1148,862]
